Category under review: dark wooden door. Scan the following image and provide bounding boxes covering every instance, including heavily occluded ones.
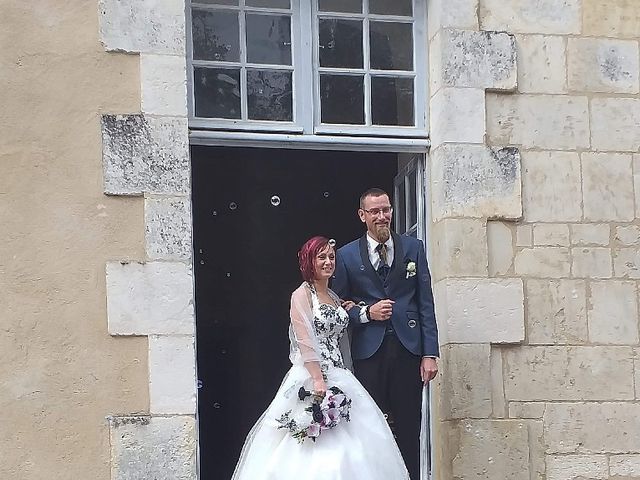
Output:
[191,146,396,479]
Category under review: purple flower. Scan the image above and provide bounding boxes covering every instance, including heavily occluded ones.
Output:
[306,423,320,437]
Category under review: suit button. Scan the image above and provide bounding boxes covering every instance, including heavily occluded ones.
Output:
[408,319,417,328]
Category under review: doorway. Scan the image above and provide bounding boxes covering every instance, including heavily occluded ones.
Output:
[191,146,397,479]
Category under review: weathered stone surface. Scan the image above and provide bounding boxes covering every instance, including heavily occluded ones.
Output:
[526,279,588,345]
[571,247,612,279]
[432,218,488,279]
[145,196,192,260]
[431,144,522,221]
[514,247,570,278]
[568,38,639,93]
[588,281,638,344]
[516,34,567,94]
[149,335,196,414]
[440,344,492,419]
[106,261,194,335]
[545,402,640,453]
[504,347,634,402]
[141,54,188,116]
[434,278,524,344]
[570,224,610,246]
[522,151,582,222]
[102,115,189,195]
[546,455,608,480]
[99,0,186,54]
[491,346,507,418]
[582,153,634,222]
[487,94,589,150]
[109,415,196,480]
[430,88,485,146]
[528,420,546,480]
[636,154,640,219]
[533,224,570,246]
[487,221,514,276]
[636,349,640,400]
[616,225,640,245]
[583,0,640,39]
[433,29,517,91]
[508,402,546,419]
[427,0,479,38]
[591,98,640,152]
[614,248,640,279]
[446,420,530,480]
[610,455,640,477]
[480,0,581,34]
[516,225,532,247]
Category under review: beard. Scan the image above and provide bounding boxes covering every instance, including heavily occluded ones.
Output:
[373,223,391,243]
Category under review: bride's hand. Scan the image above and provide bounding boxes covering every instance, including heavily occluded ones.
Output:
[312,377,327,397]
[341,299,356,311]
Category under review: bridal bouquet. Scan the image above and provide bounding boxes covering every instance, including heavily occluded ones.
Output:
[276,386,352,443]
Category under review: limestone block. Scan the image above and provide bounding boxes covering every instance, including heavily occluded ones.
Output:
[526,279,588,345]
[431,144,522,221]
[610,455,640,477]
[99,0,186,55]
[570,224,610,246]
[487,94,589,150]
[571,247,612,279]
[546,455,608,480]
[521,151,582,222]
[487,221,514,276]
[636,155,640,218]
[432,219,488,279]
[430,88,485,146]
[491,346,507,418]
[614,248,640,279]
[591,98,640,152]
[141,54,188,116]
[440,344,492,419]
[508,402,546,419]
[583,0,640,39]
[544,402,640,453]
[582,153,634,222]
[149,335,196,414]
[533,224,570,246]
[528,420,546,480]
[516,34,567,94]
[636,349,640,400]
[446,420,530,480]
[109,415,196,480]
[106,261,194,335]
[102,115,190,196]
[514,247,570,278]
[568,38,639,94]
[480,0,581,34]
[516,225,532,247]
[434,29,517,91]
[427,0,479,39]
[588,281,638,344]
[145,196,192,260]
[434,278,524,344]
[616,225,640,246]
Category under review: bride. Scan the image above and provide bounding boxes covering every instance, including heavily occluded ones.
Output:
[231,236,409,480]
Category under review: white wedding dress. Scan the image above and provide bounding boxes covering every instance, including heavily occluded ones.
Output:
[231,282,409,480]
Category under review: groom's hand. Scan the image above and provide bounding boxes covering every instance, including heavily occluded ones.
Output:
[420,357,438,384]
[369,299,395,321]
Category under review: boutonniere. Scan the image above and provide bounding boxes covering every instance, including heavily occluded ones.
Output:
[406,261,416,279]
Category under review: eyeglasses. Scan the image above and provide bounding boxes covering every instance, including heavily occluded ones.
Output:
[362,206,393,216]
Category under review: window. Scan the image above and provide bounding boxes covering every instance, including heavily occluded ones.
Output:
[187,0,428,137]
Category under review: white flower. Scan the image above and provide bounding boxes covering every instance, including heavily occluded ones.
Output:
[406,261,417,279]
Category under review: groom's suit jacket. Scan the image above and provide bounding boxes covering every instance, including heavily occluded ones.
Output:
[332,232,439,361]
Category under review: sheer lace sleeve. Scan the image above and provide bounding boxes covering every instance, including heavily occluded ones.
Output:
[288,283,322,366]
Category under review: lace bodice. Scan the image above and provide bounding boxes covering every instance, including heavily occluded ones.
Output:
[308,284,350,372]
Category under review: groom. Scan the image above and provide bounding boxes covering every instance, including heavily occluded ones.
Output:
[332,188,439,480]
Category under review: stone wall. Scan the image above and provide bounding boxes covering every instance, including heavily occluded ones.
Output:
[429,1,640,478]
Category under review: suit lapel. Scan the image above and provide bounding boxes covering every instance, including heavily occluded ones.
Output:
[359,234,386,293]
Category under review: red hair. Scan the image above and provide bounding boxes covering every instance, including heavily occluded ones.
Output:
[298,236,332,282]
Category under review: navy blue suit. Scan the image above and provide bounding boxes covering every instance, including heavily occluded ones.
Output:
[332,231,438,480]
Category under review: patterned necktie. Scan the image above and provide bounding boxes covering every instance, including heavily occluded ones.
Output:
[376,243,390,280]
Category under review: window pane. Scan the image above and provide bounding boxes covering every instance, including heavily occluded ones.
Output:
[194,67,241,119]
[318,0,362,13]
[395,181,406,233]
[408,172,417,227]
[247,70,293,121]
[371,76,414,126]
[192,10,240,62]
[320,75,364,124]
[370,22,413,70]
[247,0,290,7]
[319,19,363,68]
[194,0,238,5]
[246,15,292,65]
[370,0,412,16]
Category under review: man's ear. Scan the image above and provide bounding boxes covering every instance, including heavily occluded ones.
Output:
[357,209,366,223]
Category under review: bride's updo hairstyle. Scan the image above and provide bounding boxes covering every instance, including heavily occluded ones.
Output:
[298,236,332,282]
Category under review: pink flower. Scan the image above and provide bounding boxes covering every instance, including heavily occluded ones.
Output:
[326,408,340,423]
[306,423,320,438]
